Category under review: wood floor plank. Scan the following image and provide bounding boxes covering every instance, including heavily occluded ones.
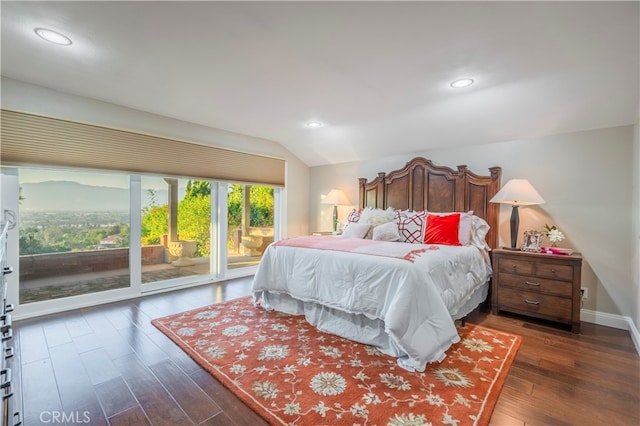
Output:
[72,331,104,354]
[78,347,120,385]
[94,376,139,418]
[198,411,238,426]
[113,353,193,425]
[17,323,49,364]
[65,313,94,338]
[118,326,169,366]
[103,306,136,330]
[189,369,269,426]
[108,406,152,426]
[42,320,73,348]
[48,342,108,425]
[149,359,222,424]
[82,310,136,360]
[21,359,62,426]
[120,304,159,335]
[146,330,202,374]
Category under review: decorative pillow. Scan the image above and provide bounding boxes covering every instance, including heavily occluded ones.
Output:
[372,221,401,242]
[358,207,396,239]
[428,211,473,245]
[346,208,361,225]
[470,215,491,250]
[424,213,462,246]
[358,207,396,227]
[394,210,427,243]
[341,222,370,239]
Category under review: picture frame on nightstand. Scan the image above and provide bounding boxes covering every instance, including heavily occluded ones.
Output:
[522,230,542,252]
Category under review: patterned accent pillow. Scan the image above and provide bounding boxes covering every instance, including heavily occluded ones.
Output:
[346,208,361,225]
[394,210,427,243]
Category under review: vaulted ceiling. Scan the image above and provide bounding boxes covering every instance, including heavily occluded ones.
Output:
[2,2,638,167]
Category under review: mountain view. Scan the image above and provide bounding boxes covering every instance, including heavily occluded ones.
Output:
[20,181,170,211]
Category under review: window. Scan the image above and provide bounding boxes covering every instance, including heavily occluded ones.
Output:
[19,168,130,303]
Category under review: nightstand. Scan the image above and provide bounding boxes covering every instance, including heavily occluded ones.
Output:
[491,248,582,333]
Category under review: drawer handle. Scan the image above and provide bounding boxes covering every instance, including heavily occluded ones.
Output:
[525,281,540,286]
[551,269,556,273]
[0,368,11,389]
[524,299,540,305]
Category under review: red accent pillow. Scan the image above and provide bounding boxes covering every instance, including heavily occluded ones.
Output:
[424,213,462,246]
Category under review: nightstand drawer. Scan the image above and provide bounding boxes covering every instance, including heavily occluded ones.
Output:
[535,262,573,281]
[498,273,573,296]
[498,258,534,275]
[498,288,572,321]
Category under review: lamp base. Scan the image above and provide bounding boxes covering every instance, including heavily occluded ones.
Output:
[510,205,520,249]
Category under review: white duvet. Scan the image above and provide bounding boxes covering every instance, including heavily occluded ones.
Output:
[251,238,492,372]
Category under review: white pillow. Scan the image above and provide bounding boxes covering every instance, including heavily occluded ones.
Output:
[358,207,396,239]
[359,207,396,227]
[372,221,401,242]
[341,222,371,239]
[470,216,491,250]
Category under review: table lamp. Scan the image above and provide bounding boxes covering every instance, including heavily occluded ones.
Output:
[321,189,351,233]
[489,179,545,249]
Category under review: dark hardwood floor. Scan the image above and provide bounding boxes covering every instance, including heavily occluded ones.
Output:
[15,278,640,425]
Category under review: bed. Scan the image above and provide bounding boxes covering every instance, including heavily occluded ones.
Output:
[252,157,501,372]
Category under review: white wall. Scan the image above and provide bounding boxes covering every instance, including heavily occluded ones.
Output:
[0,77,310,237]
[310,125,634,320]
[632,115,639,334]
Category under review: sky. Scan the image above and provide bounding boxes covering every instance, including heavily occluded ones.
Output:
[19,168,179,190]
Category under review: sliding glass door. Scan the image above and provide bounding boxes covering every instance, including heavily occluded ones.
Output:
[227,184,274,271]
[141,176,213,288]
[8,166,280,318]
[18,168,130,304]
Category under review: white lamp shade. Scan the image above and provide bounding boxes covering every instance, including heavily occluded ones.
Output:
[321,189,351,206]
[490,179,545,206]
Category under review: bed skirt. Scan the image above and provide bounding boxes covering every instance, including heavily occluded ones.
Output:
[254,283,488,371]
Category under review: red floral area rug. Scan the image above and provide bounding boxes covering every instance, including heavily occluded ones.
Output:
[152,297,521,426]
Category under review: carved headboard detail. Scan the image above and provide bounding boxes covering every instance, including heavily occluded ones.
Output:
[358,157,502,249]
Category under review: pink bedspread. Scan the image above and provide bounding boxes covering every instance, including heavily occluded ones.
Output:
[273,235,435,262]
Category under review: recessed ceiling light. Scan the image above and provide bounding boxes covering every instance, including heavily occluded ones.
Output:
[450,78,474,88]
[34,28,72,46]
[306,121,323,128]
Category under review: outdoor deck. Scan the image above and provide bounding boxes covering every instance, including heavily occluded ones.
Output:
[20,254,261,304]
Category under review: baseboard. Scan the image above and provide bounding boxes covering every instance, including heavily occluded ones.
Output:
[581,309,640,355]
[627,317,640,356]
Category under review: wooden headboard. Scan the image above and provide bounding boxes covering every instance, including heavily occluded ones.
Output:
[358,157,502,248]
